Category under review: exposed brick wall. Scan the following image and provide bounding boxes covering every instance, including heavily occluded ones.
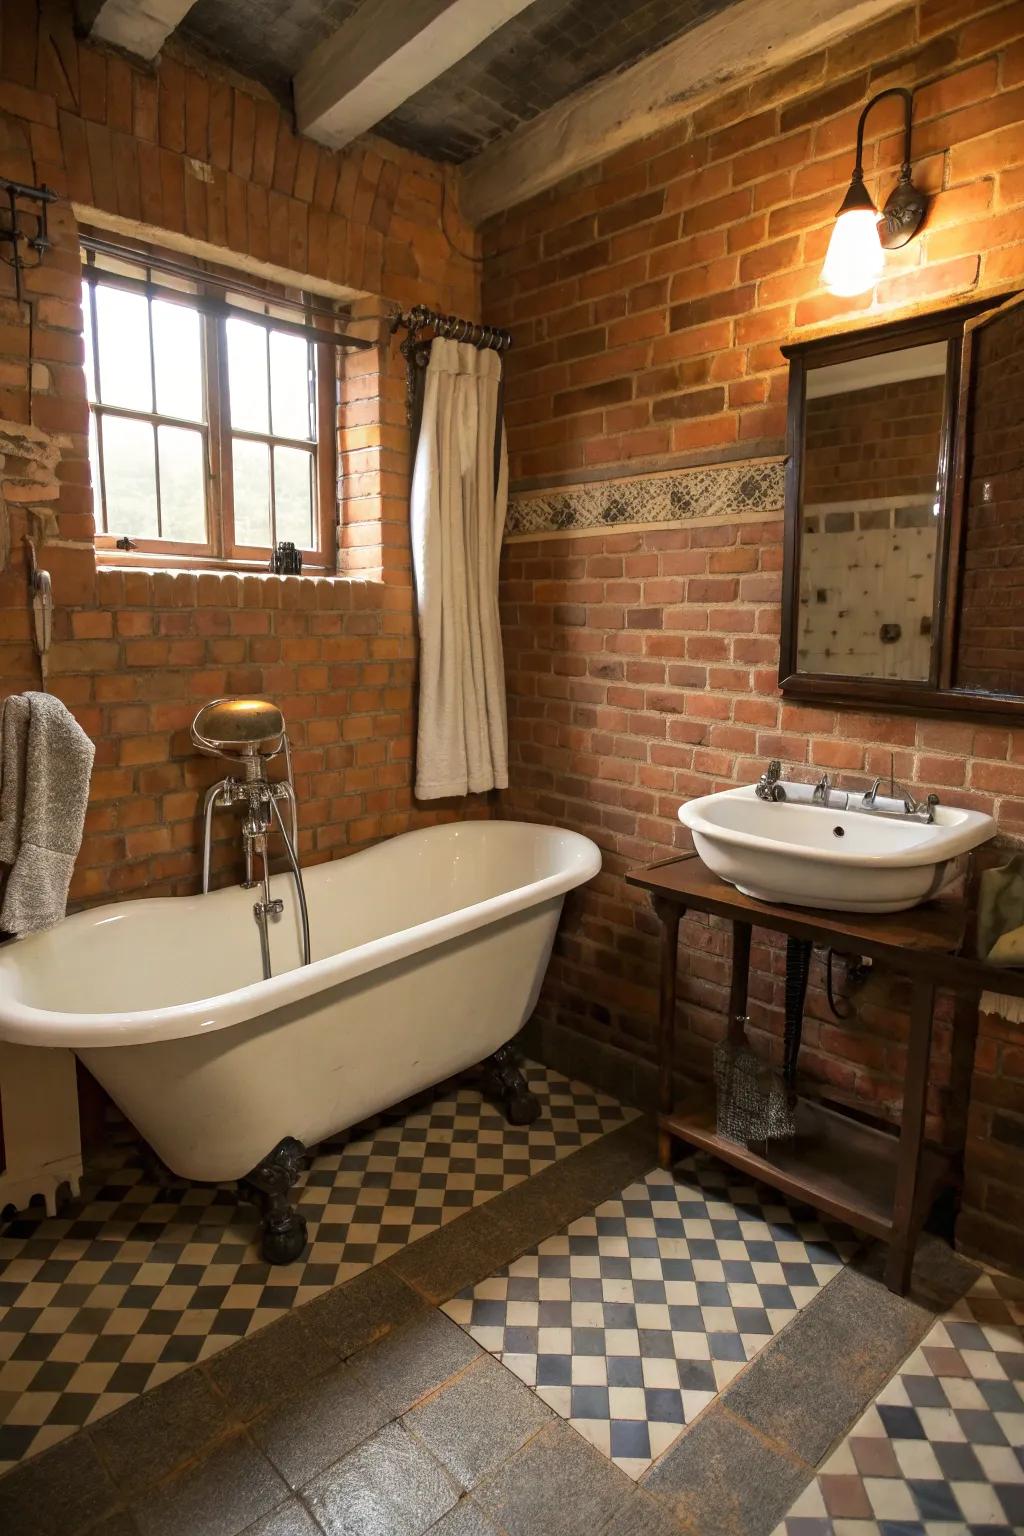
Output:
[957,295,1024,693]
[0,1,486,905]
[488,0,1024,1272]
[803,374,946,504]
[484,0,1024,486]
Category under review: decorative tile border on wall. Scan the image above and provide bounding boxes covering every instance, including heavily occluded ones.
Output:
[505,456,786,538]
[0,1064,636,1474]
[444,1156,854,1479]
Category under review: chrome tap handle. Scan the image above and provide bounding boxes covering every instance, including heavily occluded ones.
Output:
[755,759,783,801]
[811,772,832,806]
[201,778,232,894]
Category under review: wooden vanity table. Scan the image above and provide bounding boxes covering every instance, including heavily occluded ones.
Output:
[626,854,1024,1294]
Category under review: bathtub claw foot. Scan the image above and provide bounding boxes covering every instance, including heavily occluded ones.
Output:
[240,1136,308,1266]
[481,1044,541,1127]
[261,1208,308,1266]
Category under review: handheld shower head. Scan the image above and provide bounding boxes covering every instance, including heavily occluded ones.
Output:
[191,697,286,765]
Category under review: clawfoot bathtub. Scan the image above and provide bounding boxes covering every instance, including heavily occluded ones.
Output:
[0,821,600,1258]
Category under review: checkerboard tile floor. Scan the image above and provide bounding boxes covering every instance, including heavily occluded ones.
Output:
[443,1157,855,1479]
[0,1062,633,1474]
[774,1268,1024,1536]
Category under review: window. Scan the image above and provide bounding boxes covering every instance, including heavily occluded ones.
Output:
[81,244,337,568]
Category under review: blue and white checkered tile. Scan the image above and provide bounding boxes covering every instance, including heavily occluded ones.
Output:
[443,1156,854,1478]
[773,1268,1024,1535]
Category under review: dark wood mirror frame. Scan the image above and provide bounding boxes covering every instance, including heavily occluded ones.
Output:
[779,293,1022,724]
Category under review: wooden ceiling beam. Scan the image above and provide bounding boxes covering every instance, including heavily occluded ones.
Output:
[294,0,540,151]
[84,0,199,60]
[460,0,912,224]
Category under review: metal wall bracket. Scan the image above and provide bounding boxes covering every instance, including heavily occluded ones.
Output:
[0,179,57,303]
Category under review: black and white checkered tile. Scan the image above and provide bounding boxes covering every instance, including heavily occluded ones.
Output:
[774,1268,1024,1535]
[444,1157,853,1478]
[0,1063,633,1474]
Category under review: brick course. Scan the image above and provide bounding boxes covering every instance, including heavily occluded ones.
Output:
[489,0,1024,1272]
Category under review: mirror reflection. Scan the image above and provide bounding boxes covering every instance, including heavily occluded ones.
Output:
[954,299,1024,695]
[797,341,948,681]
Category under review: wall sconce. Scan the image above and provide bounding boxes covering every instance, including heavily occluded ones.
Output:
[821,86,927,298]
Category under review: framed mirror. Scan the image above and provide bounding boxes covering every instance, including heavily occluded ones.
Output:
[779,293,1024,722]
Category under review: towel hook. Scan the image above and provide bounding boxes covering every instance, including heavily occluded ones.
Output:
[25,538,52,692]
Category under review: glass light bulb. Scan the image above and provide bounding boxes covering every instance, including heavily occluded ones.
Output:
[821,208,884,297]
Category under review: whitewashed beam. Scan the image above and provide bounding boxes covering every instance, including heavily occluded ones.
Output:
[461,0,912,225]
[87,0,198,60]
[295,0,540,151]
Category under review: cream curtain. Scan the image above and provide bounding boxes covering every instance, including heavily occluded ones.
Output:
[410,337,509,799]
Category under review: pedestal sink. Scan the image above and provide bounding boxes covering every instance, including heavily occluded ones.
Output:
[678,784,996,913]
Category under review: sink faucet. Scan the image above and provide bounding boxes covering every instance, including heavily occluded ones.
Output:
[755,759,784,801]
[860,777,940,823]
[858,751,939,821]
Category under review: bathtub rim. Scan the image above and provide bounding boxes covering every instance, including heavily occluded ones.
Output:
[0,820,600,1049]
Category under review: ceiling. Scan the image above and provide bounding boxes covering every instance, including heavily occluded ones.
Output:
[180,0,741,163]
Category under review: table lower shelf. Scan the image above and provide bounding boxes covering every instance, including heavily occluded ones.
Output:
[661,1092,954,1240]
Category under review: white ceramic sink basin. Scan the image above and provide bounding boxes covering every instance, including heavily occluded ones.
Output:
[678,784,996,913]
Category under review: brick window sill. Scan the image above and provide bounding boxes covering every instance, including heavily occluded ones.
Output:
[95,564,386,611]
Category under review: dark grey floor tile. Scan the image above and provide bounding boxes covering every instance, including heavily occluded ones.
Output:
[241,1501,324,1536]
[404,1355,551,1488]
[252,1361,392,1490]
[599,1489,686,1536]
[302,1421,460,1536]
[207,1311,336,1422]
[473,1420,633,1536]
[303,1265,428,1358]
[349,1308,480,1416]
[425,1497,501,1535]
[553,1118,658,1206]
[90,1365,234,1495]
[131,1434,289,1536]
[386,1204,516,1306]
[0,1431,119,1536]
[77,1512,142,1536]
[721,1265,933,1466]
[854,1233,980,1314]
[391,1120,655,1307]
[487,1121,656,1258]
[644,1405,808,1536]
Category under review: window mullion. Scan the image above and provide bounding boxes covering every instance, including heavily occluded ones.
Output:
[87,274,109,536]
[147,285,163,541]
[208,305,233,561]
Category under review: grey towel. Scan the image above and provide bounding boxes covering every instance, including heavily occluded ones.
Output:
[0,692,95,934]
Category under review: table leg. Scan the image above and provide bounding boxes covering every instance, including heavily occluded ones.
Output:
[653,897,681,1170]
[885,978,936,1295]
[728,921,752,1038]
[946,988,981,1173]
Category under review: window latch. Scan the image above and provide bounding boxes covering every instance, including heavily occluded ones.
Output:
[115,535,136,551]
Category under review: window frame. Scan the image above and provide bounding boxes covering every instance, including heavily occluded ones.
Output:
[83,243,338,572]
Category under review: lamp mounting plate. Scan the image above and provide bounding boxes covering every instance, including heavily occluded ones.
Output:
[879,174,927,250]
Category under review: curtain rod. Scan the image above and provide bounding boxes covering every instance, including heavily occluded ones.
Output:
[390,304,512,353]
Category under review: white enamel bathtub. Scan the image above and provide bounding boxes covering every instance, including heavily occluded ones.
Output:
[0,820,600,1182]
